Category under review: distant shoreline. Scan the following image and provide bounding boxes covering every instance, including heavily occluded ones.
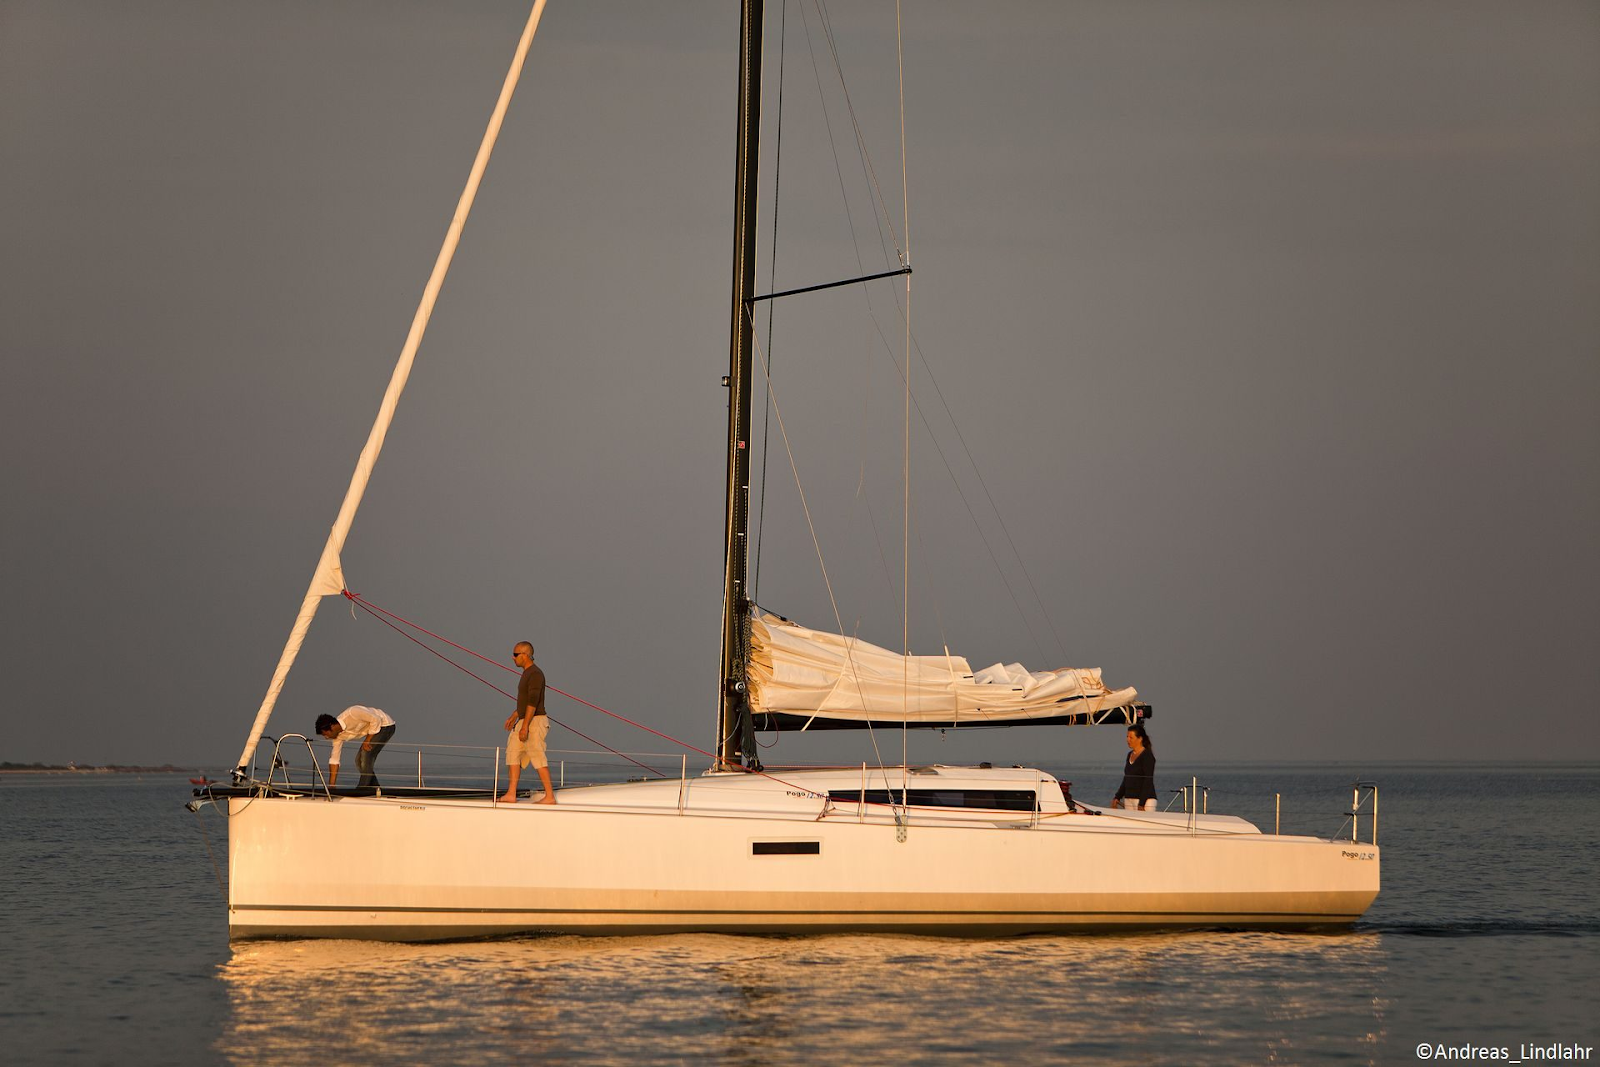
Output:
[0,764,204,775]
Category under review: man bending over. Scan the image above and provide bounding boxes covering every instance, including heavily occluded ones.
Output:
[316,705,396,791]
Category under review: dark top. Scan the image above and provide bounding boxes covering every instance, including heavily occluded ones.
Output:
[516,663,547,718]
[1113,748,1156,802]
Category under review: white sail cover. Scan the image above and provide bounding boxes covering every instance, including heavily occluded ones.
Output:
[748,613,1139,726]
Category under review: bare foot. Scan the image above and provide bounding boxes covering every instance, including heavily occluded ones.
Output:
[531,792,557,805]
[497,793,519,804]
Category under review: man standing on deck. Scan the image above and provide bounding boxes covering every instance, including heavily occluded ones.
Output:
[501,641,555,804]
[315,705,396,791]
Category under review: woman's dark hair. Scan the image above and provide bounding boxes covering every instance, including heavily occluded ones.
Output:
[1128,722,1153,756]
[315,713,338,735]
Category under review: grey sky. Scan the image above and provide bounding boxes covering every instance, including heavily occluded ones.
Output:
[2,1,1595,770]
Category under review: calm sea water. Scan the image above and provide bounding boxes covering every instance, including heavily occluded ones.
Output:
[3,763,1596,1066]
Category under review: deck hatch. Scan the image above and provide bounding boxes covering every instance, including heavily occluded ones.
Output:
[752,841,821,855]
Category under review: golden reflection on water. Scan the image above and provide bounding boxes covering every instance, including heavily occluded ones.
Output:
[219,931,1387,1066]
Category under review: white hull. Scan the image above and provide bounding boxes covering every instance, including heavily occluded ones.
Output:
[226,767,1378,940]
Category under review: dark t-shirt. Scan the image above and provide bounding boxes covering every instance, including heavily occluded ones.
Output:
[1114,748,1156,802]
[516,663,547,718]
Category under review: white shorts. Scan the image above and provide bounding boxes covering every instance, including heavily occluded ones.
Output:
[506,716,549,768]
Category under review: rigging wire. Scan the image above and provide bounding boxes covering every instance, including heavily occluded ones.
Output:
[791,0,1058,665]
[342,592,665,778]
[857,372,901,607]
[902,0,915,783]
[811,0,906,266]
[809,1,1059,736]
[795,2,896,281]
[341,590,867,803]
[744,3,1070,787]
[773,1,1046,782]
[787,1,909,792]
[890,314,1071,662]
[742,308,896,789]
[849,358,961,679]
[745,1,907,802]
[857,311,1053,665]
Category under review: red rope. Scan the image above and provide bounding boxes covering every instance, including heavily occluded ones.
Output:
[349,595,515,699]
[340,590,834,798]
[343,589,735,765]
[345,591,520,674]
[343,591,664,778]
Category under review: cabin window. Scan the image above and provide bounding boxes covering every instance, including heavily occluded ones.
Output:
[752,841,821,855]
[827,789,1038,813]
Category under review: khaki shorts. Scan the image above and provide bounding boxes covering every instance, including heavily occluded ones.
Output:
[506,715,549,768]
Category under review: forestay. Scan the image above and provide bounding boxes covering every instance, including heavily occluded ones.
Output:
[747,613,1140,728]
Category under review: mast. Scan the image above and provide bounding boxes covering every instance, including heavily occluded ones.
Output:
[717,0,764,767]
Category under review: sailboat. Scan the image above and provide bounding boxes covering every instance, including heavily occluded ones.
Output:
[200,1,1380,941]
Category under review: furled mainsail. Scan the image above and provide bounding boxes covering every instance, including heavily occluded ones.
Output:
[747,613,1139,727]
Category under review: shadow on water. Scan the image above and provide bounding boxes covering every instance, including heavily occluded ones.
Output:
[217,931,1390,1066]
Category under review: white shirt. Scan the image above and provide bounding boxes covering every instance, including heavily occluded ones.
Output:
[326,705,395,765]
